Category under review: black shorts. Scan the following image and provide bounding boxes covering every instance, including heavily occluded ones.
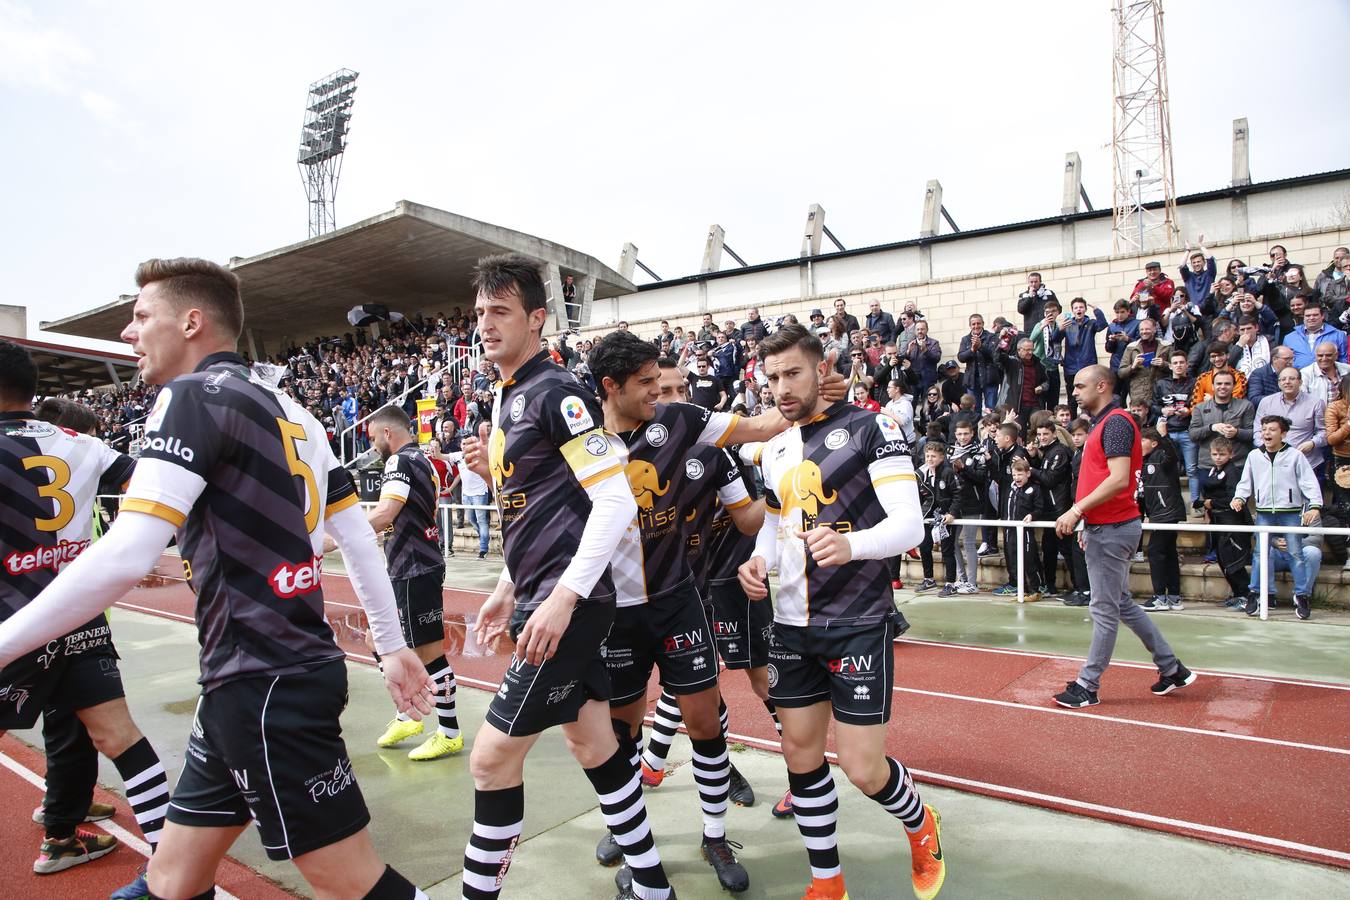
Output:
[605,579,719,706]
[767,615,897,726]
[393,568,445,648]
[485,598,615,737]
[0,617,124,730]
[708,579,772,670]
[166,660,369,861]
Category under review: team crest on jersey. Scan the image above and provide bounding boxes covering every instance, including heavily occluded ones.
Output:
[645,423,669,447]
[560,396,594,435]
[510,395,526,421]
[584,433,610,457]
[685,459,705,480]
[824,428,849,450]
[145,387,173,433]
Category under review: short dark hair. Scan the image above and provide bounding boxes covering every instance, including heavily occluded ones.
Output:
[655,356,679,371]
[757,323,823,363]
[1212,369,1236,385]
[1170,348,1189,360]
[1209,342,1231,357]
[589,330,659,400]
[1070,419,1091,434]
[135,257,244,340]
[1210,436,1233,453]
[1304,300,1324,314]
[925,440,948,455]
[1238,315,1259,329]
[1260,414,1291,433]
[999,423,1021,440]
[1141,427,1163,442]
[35,397,98,433]
[471,254,548,318]
[0,339,38,406]
[367,405,413,434]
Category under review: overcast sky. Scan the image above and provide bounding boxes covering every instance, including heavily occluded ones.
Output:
[4,0,1347,350]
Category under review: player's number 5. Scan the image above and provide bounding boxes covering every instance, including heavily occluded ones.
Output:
[24,455,75,533]
[276,418,320,533]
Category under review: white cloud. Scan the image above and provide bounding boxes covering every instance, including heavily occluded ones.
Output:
[79,89,120,123]
[0,1,91,93]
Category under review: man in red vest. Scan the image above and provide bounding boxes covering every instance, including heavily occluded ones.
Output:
[1052,365,1197,708]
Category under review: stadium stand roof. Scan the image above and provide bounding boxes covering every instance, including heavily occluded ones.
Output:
[42,200,636,344]
[10,337,140,394]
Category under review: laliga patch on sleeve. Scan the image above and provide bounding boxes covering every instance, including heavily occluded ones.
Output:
[384,455,401,474]
[145,387,173,433]
[560,396,595,435]
[875,413,902,438]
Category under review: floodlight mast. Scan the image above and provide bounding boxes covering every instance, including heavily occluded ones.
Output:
[297,68,359,238]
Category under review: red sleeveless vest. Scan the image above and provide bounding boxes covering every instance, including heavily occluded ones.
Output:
[1076,406,1142,524]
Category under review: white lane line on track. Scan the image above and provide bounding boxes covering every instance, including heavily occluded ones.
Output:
[0,751,245,899]
[896,637,1350,692]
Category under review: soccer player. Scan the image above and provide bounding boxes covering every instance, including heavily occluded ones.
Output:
[736,324,946,900]
[361,406,462,760]
[0,260,435,900]
[0,343,170,896]
[459,255,674,900]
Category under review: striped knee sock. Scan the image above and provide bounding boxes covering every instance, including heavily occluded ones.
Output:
[764,699,781,737]
[639,691,681,771]
[585,747,671,899]
[717,697,730,738]
[868,757,925,832]
[111,738,167,851]
[689,735,730,840]
[424,658,460,738]
[462,786,523,899]
[789,762,840,879]
[367,864,430,899]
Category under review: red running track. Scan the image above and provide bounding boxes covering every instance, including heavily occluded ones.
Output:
[111,558,1350,872]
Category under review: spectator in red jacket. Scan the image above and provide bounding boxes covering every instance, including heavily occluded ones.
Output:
[1132,260,1176,310]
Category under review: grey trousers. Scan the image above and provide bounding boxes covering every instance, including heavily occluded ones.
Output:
[1076,518,1179,692]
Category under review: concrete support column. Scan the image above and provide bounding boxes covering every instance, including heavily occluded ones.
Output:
[701,224,726,274]
[245,328,265,362]
[544,262,567,334]
[105,361,123,389]
[618,243,639,282]
[801,204,824,298]
[577,274,596,329]
[1061,152,1083,215]
[1231,117,1251,242]
[920,180,942,238]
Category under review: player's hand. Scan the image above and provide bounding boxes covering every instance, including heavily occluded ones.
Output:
[475,581,515,647]
[462,422,493,483]
[820,351,847,402]
[738,556,769,599]
[380,648,437,720]
[516,587,577,666]
[794,527,853,567]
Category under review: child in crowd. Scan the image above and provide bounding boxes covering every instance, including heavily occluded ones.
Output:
[1061,419,1094,606]
[915,441,961,594]
[996,457,1043,600]
[948,420,989,595]
[1139,427,1188,610]
[1196,436,1253,609]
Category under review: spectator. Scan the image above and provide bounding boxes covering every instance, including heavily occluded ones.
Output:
[1117,317,1171,408]
[958,313,1000,412]
[997,337,1048,424]
[710,330,740,396]
[865,299,896,344]
[995,457,1042,601]
[1195,436,1253,608]
[1284,301,1348,369]
[456,436,492,558]
[1234,315,1272,376]
[1233,415,1323,620]
[1326,373,1350,507]
[807,308,828,337]
[1059,418,1093,606]
[1131,260,1176,310]
[990,421,1029,533]
[1104,300,1140,379]
[938,360,965,408]
[1319,252,1350,322]
[1139,427,1188,611]
[947,394,979,441]
[1188,318,1240,375]
[1061,298,1108,417]
[903,320,942,392]
[1155,349,1200,503]
[851,382,880,412]
[947,420,989,595]
[739,307,769,343]
[1028,299,1063,410]
[1223,257,1263,295]
[914,384,949,438]
[895,310,919,351]
[822,315,849,359]
[1191,343,1248,406]
[914,441,960,594]
[1203,276,1243,323]
[1017,272,1059,334]
[1191,369,1256,467]
[562,274,578,326]
[1028,421,1073,599]
[1314,246,1349,300]
[1255,367,1327,480]
[653,320,675,348]
[687,356,726,410]
[1301,342,1350,406]
[697,312,719,342]
[1177,239,1217,311]
[832,297,860,334]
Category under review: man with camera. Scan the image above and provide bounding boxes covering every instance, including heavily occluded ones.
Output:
[1017,272,1059,335]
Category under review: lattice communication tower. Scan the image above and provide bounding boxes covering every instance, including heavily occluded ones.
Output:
[1111,1,1177,255]
[297,69,359,238]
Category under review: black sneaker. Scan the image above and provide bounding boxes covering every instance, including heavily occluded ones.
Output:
[700,835,749,893]
[1062,592,1090,607]
[937,583,957,598]
[596,830,622,866]
[477,550,488,559]
[614,865,679,899]
[728,763,756,807]
[1294,593,1311,620]
[978,545,999,557]
[915,578,938,593]
[1151,662,1197,696]
[1244,593,1260,617]
[1053,680,1099,708]
[894,610,911,636]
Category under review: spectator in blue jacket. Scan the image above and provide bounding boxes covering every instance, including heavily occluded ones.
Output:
[1060,297,1108,416]
[1284,301,1348,369]
[958,313,1001,412]
[903,319,942,392]
[1246,346,1295,409]
[1104,299,1140,374]
[1178,238,1217,309]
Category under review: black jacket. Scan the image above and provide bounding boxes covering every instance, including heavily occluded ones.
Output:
[1030,441,1073,514]
[1140,442,1186,523]
[949,440,990,517]
[957,332,999,392]
[1017,287,1059,334]
[1198,459,1240,509]
[918,461,957,519]
[1153,376,1196,434]
[866,310,897,344]
[1003,479,1044,522]
[991,444,1030,502]
[996,349,1047,410]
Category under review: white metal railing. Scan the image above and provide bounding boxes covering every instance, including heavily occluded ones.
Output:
[337,345,481,465]
[944,517,1350,621]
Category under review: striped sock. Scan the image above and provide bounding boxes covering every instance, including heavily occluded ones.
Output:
[462,786,523,899]
[111,738,167,851]
[584,747,671,899]
[868,757,926,833]
[789,762,840,879]
[424,658,460,738]
[690,735,730,840]
[367,864,430,899]
[763,699,781,737]
[717,697,730,738]
[639,691,681,771]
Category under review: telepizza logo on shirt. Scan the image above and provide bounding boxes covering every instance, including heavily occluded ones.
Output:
[268,555,323,599]
[664,629,705,652]
[828,654,874,674]
[4,538,90,576]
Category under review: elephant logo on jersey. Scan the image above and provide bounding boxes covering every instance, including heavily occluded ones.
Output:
[625,459,669,510]
[488,427,514,488]
[777,460,837,526]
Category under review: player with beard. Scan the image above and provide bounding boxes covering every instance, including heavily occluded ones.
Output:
[737,324,944,900]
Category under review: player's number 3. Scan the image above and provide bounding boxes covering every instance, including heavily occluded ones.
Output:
[24,455,76,533]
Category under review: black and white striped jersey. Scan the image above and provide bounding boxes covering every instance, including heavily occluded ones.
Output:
[378,444,443,580]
